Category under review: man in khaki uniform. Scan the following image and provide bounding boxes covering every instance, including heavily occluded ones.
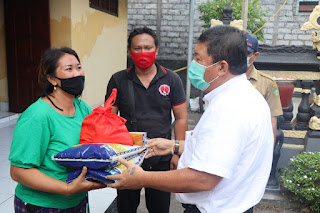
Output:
[247,34,283,143]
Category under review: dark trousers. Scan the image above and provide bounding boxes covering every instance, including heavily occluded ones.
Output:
[244,207,254,213]
[14,195,88,213]
[117,188,171,213]
[117,156,171,213]
[182,204,201,213]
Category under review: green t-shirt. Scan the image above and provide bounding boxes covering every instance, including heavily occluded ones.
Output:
[9,98,92,209]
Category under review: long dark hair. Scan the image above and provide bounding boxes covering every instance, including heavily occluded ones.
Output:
[39,47,81,97]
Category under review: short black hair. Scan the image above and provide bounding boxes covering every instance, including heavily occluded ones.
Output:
[39,47,81,97]
[127,26,159,49]
[198,25,247,75]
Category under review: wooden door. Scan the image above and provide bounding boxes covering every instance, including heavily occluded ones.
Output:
[4,0,50,112]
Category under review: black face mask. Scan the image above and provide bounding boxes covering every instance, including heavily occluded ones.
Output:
[56,76,85,96]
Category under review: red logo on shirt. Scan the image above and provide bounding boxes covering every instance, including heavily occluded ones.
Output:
[159,84,170,96]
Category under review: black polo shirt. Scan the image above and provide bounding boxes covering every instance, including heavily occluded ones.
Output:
[106,63,186,139]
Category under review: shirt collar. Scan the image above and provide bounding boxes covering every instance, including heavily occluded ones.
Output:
[247,66,258,81]
[203,73,247,106]
[126,62,167,80]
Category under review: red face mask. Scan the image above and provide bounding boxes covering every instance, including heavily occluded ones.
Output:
[130,50,157,70]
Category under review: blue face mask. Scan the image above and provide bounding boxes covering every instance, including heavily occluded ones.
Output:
[188,60,220,91]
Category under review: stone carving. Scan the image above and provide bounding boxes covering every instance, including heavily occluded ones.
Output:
[313,93,320,106]
[311,31,320,59]
[230,20,243,31]
[283,130,307,138]
[260,70,320,80]
[210,19,243,31]
[295,88,311,93]
[301,4,320,60]
[259,45,314,53]
[222,5,233,25]
[210,19,223,28]
[312,31,320,50]
[309,116,320,130]
[301,5,320,31]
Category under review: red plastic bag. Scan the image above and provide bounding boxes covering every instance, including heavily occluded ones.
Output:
[79,89,133,146]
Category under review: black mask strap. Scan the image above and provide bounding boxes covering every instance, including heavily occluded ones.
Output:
[43,84,64,111]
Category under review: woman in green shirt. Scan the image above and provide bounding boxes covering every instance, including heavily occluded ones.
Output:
[9,47,106,212]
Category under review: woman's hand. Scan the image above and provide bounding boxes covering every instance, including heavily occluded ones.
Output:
[66,166,106,196]
[145,138,175,158]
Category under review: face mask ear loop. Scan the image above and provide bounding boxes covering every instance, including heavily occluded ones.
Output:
[205,60,220,69]
[247,54,255,68]
[43,83,64,111]
[206,60,221,84]
[208,75,219,84]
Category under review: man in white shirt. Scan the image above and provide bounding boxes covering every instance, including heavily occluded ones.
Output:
[107,25,274,213]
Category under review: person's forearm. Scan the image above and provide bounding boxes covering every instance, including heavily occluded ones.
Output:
[142,168,221,193]
[174,118,188,140]
[10,166,69,196]
[111,106,118,114]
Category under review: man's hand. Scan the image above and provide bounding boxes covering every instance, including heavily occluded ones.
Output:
[170,154,180,170]
[106,158,145,190]
[145,138,174,158]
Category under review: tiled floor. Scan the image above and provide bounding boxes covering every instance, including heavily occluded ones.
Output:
[0,115,116,213]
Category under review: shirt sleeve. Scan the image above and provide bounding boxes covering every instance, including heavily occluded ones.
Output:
[9,112,50,168]
[105,75,119,107]
[265,81,283,117]
[170,72,186,106]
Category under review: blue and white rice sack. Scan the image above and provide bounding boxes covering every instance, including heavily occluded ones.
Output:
[52,143,147,170]
[66,149,148,184]
[52,132,148,170]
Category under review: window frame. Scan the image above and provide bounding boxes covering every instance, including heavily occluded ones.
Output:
[89,0,119,17]
[299,0,318,12]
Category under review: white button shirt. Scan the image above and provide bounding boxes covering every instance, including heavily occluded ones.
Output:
[176,74,273,213]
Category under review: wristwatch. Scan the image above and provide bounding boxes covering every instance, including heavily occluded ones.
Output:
[174,140,180,155]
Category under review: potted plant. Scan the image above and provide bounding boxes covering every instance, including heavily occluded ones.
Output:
[279,151,320,212]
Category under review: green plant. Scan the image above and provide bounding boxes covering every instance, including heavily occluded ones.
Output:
[198,0,268,41]
[279,152,320,212]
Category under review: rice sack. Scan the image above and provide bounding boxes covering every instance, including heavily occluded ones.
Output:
[66,149,148,184]
[52,143,147,170]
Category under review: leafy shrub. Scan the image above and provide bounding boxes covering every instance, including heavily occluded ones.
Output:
[279,152,320,212]
[198,0,268,41]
